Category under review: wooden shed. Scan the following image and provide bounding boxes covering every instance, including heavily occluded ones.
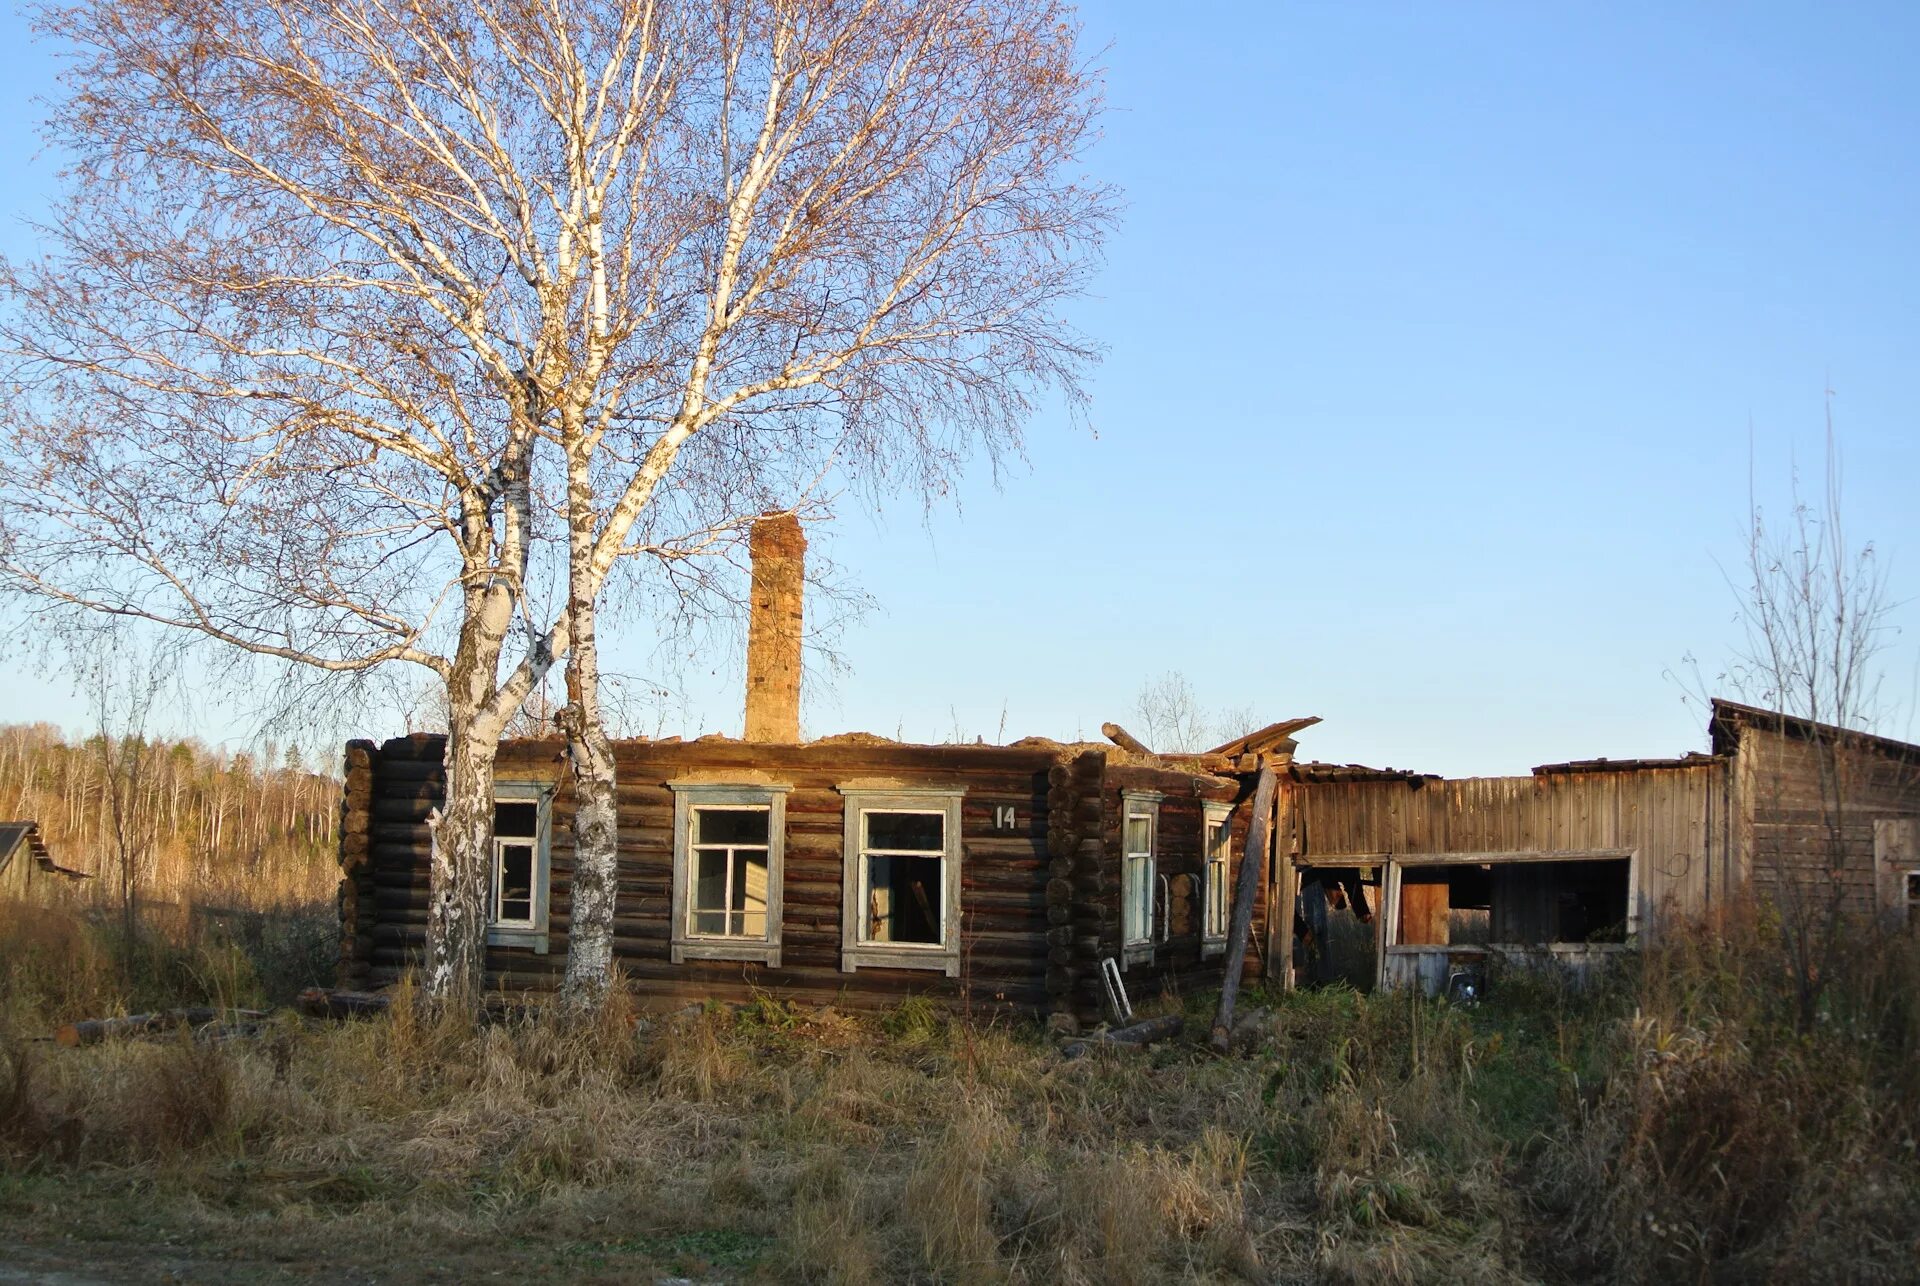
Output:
[0,821,88,903]
[1270,700,1920,995]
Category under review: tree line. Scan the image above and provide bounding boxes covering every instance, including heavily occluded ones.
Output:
[0,723,338,912]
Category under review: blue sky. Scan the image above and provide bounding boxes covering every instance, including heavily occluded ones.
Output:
[2,2,1916,775]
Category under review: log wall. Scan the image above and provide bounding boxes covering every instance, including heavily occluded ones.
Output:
[337,736,1262,1023]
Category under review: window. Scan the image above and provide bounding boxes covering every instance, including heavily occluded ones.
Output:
[670,783,789,966]
[1907,870,1920,928]
[1202,803,1232,955]
[488,784,551,952]
[1121,792,1161,964]
[838,787,964,975]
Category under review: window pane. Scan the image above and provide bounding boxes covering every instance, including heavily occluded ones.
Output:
[693,909,728,936]
[1125,854,1151,941]
[694,849,730,915]
[865,811,943,852]
[1908,871,1920,901]
[734,851,768,928]
[865,854,943,943]
[496,801,539,838]
[498,841,534,922]
[696,806,769,846]
[1125,815,1151,855]
[1206,821,1229,862]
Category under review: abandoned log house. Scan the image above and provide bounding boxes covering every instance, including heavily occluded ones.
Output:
[337,516,1284,1027]
[335,516,1920,1015]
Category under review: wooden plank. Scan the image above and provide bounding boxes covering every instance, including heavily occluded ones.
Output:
[1210,763,1277,1052]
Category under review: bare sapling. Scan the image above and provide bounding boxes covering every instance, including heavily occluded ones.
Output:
[1728,411,1900,1028]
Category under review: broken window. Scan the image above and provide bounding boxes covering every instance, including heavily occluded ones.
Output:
[1395,859,1630,949]
[861,810,946,944]
[492,800,539,926]
[690,806,770,938]
[670,783,789,966]
[487,785,551,952]
[1202,804,1232,953]
[1121,792,1162,963]
[838,787,964,975]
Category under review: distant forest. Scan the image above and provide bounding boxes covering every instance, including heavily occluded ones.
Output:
[0,723,339,910]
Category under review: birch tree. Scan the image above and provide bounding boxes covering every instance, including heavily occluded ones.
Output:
[545,1,1109,1004]
[0,0,1110,1008]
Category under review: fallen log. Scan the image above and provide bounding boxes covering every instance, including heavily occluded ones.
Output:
[56,1007,265,1048]
[295,988,392,1019]
[1060,1012,1184,1060]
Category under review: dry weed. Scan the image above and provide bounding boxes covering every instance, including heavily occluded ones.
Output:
[903,1093,1014,1281]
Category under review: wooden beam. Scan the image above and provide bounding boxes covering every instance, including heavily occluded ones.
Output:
[1204,717,1323,759]
[1211,762,1278,1052]
[1100,722,1154,757]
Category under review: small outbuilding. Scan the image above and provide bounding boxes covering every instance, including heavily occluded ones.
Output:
[0,821,89,902]
[1271,700,1920,994]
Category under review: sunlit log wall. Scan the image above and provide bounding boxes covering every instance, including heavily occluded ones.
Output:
[337,736,1266,1024]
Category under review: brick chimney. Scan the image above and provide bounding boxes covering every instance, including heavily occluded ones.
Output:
[744,512,805,742]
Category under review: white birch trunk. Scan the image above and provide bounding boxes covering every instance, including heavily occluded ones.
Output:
[557,485,619,1008]
[425,727,496,1007]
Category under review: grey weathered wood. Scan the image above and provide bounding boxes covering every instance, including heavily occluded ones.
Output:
[56,1007,266,1047]
[1060,1012,1184,1059]
[296,988,393,1018]
[1211,763,1277,1052]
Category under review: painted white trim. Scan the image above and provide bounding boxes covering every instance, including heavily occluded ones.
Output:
[1120,792,1161,968]
[837,788,965,976]
[487,781,552,954]
[669,783,791,967]
[1201,802,1233,958]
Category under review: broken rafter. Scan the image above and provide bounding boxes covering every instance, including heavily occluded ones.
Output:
[1100,722,1154,757]
[1203,717,1322,761]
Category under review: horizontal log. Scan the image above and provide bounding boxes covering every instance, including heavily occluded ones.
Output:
[1061,1013,1184,1059]
[57,1007,266,1047]
[296,988,392,1019]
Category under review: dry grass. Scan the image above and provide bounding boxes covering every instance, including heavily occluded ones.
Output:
[0,904,1915,1283]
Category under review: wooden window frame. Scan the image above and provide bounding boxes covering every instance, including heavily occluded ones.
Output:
[670,783,790,966]
[487,782,552,954]
[1201,802,1233,958]
[838,787,964,976]
[1121,792,1162,967]
[1373,848,1640,988]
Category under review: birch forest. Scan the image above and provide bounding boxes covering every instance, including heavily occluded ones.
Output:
[0,723,337,911]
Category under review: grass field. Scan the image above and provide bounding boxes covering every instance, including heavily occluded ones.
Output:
[1,902,1917,1284]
